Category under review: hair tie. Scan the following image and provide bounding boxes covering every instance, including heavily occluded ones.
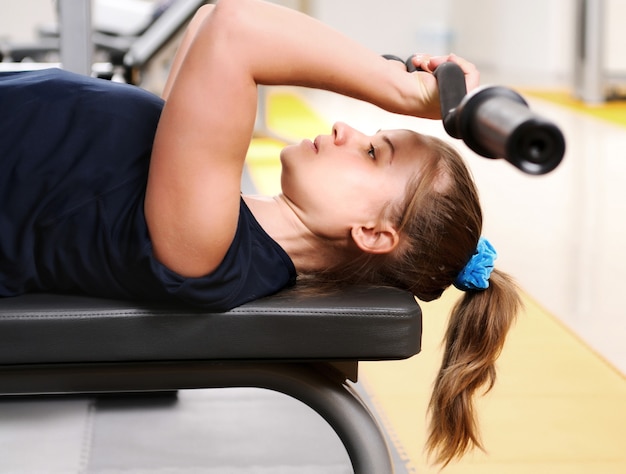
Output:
[453,237,497,291]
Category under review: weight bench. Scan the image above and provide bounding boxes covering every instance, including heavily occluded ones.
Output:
[0,286,421,474]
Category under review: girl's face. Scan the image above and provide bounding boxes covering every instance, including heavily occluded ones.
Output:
[280,122,428,240]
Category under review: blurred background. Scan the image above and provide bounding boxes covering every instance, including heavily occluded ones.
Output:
[1,1,625,473]
[2,0,625,89]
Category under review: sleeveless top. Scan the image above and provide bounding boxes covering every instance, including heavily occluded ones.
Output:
[0,69,296,311]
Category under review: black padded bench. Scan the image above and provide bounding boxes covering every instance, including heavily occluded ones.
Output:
[0,286,421,473]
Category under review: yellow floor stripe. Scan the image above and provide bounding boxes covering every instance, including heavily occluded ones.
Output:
[525,89,626,128]
[246,90,328,195]
[245,137,284,195]
[247,90,626,473]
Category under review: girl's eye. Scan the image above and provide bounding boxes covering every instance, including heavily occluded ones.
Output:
[368,144,377,160]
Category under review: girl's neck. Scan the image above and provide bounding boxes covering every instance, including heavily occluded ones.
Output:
[242,194,338,273]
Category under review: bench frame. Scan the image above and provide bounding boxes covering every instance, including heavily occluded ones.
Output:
[0,288,422,474]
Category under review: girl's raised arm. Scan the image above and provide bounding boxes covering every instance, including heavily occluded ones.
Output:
[145,0,475,277]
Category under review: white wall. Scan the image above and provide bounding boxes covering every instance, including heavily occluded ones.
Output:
[309,0,625,89]
[0,0,55,43]
[307,0,451,59]
[448,0,577,87]
[606,0,626,75]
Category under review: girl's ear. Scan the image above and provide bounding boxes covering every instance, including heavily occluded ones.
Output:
[351,223,399,254]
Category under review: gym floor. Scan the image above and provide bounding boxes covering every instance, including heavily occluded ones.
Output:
[1,78,625,474]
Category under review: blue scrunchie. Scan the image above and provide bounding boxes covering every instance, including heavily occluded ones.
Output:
[453,237,497,291]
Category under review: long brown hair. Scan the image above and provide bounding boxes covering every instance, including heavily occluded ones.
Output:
[298,133,521,466]
[427,268,519,466]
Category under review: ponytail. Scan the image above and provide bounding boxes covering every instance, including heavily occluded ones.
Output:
[292,132,522,465]
[426,269,521,466]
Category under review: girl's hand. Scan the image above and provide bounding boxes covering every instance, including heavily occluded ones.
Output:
[408,53,480,119]
[412,53,480,91]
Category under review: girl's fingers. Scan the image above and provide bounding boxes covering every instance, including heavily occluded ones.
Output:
[411,53,480,92]
[410,53,433,72]
[446,53,480,90]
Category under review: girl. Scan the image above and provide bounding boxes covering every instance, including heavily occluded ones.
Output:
[0,0,520,466]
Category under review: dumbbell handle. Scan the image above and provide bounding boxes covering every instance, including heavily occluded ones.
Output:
[432,62,565,175]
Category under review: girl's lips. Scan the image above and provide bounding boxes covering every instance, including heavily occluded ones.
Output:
[304,138,317,153]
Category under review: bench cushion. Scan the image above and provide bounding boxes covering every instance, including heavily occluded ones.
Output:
[0,286,421,365]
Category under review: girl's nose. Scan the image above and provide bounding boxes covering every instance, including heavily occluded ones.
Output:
[332,122,352,146]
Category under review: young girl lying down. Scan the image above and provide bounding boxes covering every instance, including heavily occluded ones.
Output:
[0,0,520,466]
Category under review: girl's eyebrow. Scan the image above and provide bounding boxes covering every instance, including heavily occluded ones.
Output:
[382,134,395,158]
[375,129,395,162]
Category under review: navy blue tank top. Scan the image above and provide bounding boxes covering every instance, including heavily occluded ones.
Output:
[0,69,295,311]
